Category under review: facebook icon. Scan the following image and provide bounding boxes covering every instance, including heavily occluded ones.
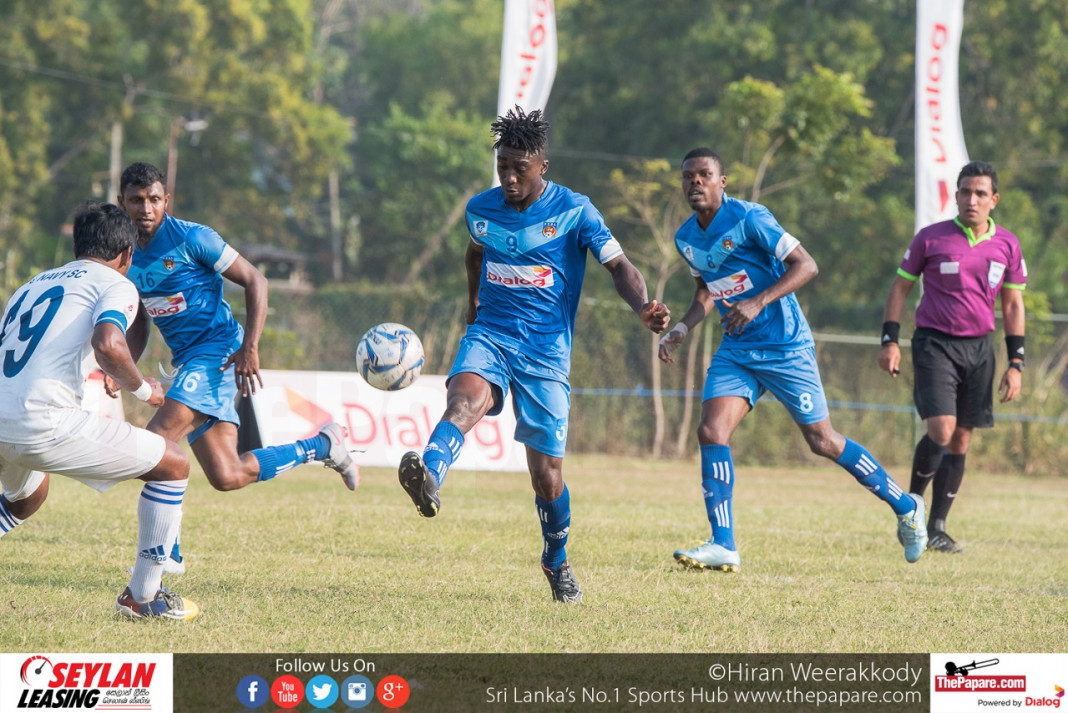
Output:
[236,675,270,709]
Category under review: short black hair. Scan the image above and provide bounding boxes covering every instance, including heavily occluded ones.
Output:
[491,106,549,155]
[957,161,998,193]
[72,203,137,261]
[682,147,725,173]
[119,162,166,194]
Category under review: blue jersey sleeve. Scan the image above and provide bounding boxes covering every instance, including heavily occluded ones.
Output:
[187,225,239,274]
[576,197,623,264]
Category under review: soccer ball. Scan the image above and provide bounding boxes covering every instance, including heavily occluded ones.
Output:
[355,322,425,391]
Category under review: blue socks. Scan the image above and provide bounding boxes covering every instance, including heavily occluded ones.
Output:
[701,444,736,550]
[836,438,913,516]
[536,485,571,570]
[422,421,464,486]
[253,434,327,482]
[0,498,23,539]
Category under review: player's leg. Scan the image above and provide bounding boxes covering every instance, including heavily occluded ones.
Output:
[0,464,49,539]
[768,346,927,562]
[399,331,504,517]
[526,448,581,603]
[16,409,196,620]
[120,436,197,620]
[510,370,580,603]
[673,395,748,572]
[674,350,754,572]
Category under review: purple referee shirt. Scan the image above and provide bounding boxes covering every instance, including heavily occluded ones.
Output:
[898,217,1027,337]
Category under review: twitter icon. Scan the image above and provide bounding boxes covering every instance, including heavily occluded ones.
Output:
[306,674,339,709]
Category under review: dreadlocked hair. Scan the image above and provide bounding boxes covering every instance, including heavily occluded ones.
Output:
[491,105,549,154]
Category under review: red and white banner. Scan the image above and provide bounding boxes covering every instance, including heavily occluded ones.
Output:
[247,371,527,472]
[915,0,969,233]
[493,0,557,186]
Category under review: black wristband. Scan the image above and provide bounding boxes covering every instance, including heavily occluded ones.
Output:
[881,321,900,345]
[1005,335,1025,363]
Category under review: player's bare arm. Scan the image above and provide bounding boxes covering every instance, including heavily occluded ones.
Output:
[464,242,483,325]
[104,302,151,399]
[603,254,669,333]
[92,322,165,407]
[878,275,916,377]
[719,243,818,336]
[998,286,1026,402]
[221,255,268,396]
[659,276,715,364]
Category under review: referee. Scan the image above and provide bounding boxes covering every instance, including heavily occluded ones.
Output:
[878,161,1027,554]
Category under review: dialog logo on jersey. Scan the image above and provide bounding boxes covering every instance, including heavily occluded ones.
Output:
[142,293,188,318]
[486,261,555,288]
[705,271,754,299]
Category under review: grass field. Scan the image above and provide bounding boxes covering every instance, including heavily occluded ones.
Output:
[2,454,1066,654]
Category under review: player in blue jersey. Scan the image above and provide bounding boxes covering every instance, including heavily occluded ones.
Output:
[658,148,927,571]
[114,162,359,573]
[397,107,670,603]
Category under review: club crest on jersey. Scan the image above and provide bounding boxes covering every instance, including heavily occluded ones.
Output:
[705,271,754,299]
[722,238,734,250]
[163,258,175,270]
[542,223,557,239]
[142,293,188,318]
[473,220,489,237]
[485,261,554,288]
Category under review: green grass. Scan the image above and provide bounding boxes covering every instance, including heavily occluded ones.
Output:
[2,454,1066,653]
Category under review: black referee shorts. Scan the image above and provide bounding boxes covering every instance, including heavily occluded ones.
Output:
[911,327,996,428]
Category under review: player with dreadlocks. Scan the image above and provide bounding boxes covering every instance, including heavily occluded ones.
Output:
[398,106,669,603]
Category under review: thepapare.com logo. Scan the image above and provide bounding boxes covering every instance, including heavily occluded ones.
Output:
[13,654,157,709]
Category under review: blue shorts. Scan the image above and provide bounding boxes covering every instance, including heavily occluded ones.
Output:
[449,327,571,458]
[166,353,241,443]
[704,346,829,424]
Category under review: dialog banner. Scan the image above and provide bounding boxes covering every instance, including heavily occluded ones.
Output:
[247,370,527,472]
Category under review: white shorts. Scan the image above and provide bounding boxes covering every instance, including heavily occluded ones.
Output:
[0,409,166,500]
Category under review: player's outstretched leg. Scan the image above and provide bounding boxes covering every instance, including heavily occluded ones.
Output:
[674,445,740,573]
[896,494,929,563]
[835,438,928,562]
[318,423,360,491]
[399,421,463,517]
[248,422,359,490]
[398,451,440,518]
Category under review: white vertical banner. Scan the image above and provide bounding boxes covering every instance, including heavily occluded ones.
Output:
[493,0,557,186]
[915,0,969,233]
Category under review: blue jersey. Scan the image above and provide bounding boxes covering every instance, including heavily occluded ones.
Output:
[127,214,242,365]
[675,195,813,350]
[466,181,623,357]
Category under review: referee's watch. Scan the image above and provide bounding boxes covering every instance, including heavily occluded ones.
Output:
[1008,361,1025,372]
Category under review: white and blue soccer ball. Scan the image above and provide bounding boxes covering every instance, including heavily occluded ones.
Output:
[355,322,425,391]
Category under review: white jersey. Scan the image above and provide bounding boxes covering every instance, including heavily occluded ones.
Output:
[0,259,139,442]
